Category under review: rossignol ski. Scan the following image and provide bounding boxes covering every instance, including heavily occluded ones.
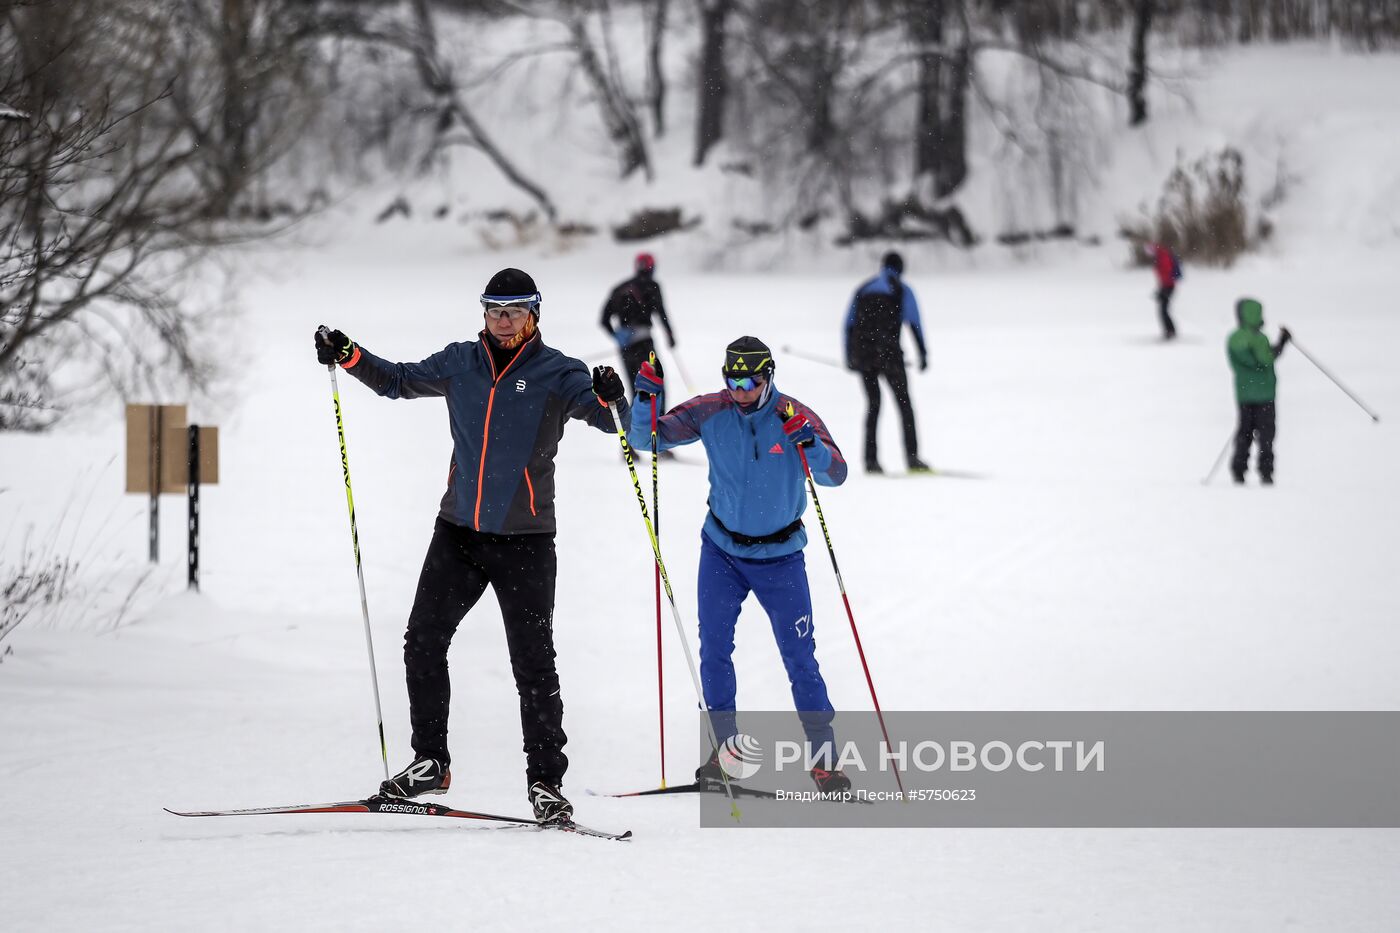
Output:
[166,796,632,841]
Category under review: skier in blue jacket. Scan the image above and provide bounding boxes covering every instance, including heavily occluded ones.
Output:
[627,337,852,793]
[313,268,628,824]
[844,251,930,474]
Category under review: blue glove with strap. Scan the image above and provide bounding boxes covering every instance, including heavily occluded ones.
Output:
[779,402,816,447]
[635,355,664,400]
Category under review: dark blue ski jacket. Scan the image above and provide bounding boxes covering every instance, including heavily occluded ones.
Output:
[343,330,623,535]
[627,383,846,559]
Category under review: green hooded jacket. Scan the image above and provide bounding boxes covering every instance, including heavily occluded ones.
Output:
[1227,300,1277,404]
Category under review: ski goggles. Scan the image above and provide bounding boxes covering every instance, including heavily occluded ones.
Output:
[480,293,541,319]
[724,374,765,392]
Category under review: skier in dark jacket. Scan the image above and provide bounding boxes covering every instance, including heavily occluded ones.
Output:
[313,268,628,824]
[600,252,677,402]
[844,251,930,474]
[1227,296,1290,484]
[626,337,853,794]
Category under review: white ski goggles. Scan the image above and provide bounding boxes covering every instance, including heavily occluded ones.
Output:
[480,293,541,319]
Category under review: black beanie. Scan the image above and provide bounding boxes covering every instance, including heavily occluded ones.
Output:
[882,251,904,275]
[722,336,774,380]
[483,268,538,297]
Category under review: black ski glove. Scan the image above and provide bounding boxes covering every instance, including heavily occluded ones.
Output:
[315,326,355,366]
[592,365,626,405]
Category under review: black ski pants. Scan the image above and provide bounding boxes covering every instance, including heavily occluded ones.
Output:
[1231,401,1276,481]
[619,338,656,403]
[859,363,919,468]
[1156,285,1177,339]
[403,516,566,787]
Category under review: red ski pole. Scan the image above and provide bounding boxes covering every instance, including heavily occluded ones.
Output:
[787,404,905,795]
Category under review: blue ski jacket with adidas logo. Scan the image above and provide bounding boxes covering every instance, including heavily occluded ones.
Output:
[343,329,623,535]
[629,382,846,559]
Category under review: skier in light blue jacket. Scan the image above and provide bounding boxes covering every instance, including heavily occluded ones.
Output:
[627,337,852,793]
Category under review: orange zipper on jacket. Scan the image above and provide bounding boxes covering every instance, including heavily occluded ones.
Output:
[523,467,536,516]
[473,335,532,530]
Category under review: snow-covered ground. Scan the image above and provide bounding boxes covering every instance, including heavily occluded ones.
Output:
[4,40,1400,933]
[4,224,1399,930]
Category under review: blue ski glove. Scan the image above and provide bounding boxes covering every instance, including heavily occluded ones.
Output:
[779,404,817,448]
[635,355,664,400]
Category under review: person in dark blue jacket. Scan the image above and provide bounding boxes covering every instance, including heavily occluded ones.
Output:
[844,251,930,474]
[313,268,627,824]
[627,337,853,794]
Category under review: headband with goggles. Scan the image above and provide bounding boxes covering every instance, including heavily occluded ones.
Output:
[480,292,542,315]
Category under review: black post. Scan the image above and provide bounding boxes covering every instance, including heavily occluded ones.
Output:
[149,407,161,563]
[188,424,200,591]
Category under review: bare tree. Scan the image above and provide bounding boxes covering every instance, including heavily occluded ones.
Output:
[908,0,971,199]
[0,1,238,426]
[693,0,734,166]
[1127,0,1153,125]
[644,0,669,136]
[405,0,559,218]
[563,0,652,179]
[166,0,332,217]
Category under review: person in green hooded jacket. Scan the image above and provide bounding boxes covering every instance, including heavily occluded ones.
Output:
[1227,297,1291,484]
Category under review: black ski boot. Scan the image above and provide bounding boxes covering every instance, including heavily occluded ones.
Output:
[907,458,933,474]
[695,750,725,786]
[380,757,451,799]
[528,781,574,824]
[810,766,852,794]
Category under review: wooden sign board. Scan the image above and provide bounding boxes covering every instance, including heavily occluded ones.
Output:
[163,426,219,487]
[125,404,186,494]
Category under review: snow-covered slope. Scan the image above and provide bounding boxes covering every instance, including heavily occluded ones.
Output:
[3,38,1400,933]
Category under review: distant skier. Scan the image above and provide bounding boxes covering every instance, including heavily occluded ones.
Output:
[313,268,628,824]
[601,252,677,402]
[626,337,853,793]
[1227,297,1290,485]
[844,251,930,474]
[1151,241,1183,340]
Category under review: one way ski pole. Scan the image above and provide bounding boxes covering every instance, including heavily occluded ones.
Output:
[606,399,742,821]
[321,329,390,783]
[784,403,905,796]
[650,369,666,790]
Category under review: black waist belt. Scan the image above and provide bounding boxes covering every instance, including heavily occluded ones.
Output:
[709,508,803,547]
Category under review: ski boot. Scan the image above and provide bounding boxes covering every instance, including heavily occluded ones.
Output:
[907,458,933,474]
[528,781,574,825]
[695,750,725,786]
[380,756,451,799]
[810,766,852,794]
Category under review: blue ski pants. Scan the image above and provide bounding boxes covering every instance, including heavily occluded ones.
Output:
[697,533,835,755]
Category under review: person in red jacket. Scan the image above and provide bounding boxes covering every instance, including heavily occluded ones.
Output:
[1151,242,1182,340]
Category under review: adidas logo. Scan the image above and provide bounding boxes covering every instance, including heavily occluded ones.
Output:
[768,443,784,454]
